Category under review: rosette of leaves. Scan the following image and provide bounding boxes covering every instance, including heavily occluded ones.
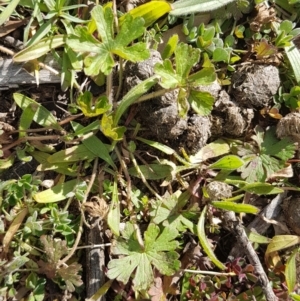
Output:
[154,42,216,117]
[107,222,180,291]
[38,236,83,292]
[67,4,149,76]
[236,126,296,183]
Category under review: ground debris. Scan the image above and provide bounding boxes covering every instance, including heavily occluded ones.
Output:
[282,197,300,235]
[212,90,254,137]
[231,64,280,108]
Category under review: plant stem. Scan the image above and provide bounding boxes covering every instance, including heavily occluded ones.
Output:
[75,243,111,249]
[2,135,62,152]
[183,269,236,276]
[135,88,174,103]
[115,145,133,211]
[59,158,99,266]
[129,151,162,200]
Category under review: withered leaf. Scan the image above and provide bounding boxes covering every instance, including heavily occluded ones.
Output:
[254,39,278,59]
[40,235,68,265]
[57,262,83,292]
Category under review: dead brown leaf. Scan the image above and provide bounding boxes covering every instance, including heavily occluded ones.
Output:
[0,19,28,38]
[148,277,166,301]
[83,196,109,219]
[250,4,276,32]
[2,207,28,255]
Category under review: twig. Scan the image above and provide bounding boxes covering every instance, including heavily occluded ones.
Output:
[247,192,287,234]
[2,135,61,152]
[75,243,111,249]
[229,192,287,258]
[224,211,278,301]
[183,269,236,276]
[129,150,162,200]
[0,45,59,75]
[0,45,15,56]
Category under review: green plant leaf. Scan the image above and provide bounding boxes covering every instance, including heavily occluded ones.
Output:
[187,67,216,86]
[32,151,78,176]
[101,113,126,141]
[114,76,158,126]
[171,0,236,16]
[189,90,214,115]
[175,43,201,80]
[128,163,173,180]
[239,183,283,195]
[0,0,20,26]
[285,42,300,84]
[13,93,63,131]
[177,87,189,117]
[154,59,180,89]
[197,206,226,270]
[290,293,300,301]
[47,144,96,163]
[266,235,300,255]
[246,230,270,244]
[190,139,230,163]
[136,137,175,155]
[34,179,82,203]
[211,201,259,214]
[86,280,113,301]
[107,222,180,291]
[151,191,195,233]
[285,248,298,293]
[68,5,149,75]
[261,128,295,161]
[279,20,294,34]
[107,180,120,236]
[73,120,100,136]
[155,42,200,88]
[162,34,179,60]
[238,126,296,182]
[208,155,244,170]
[213,47,230,62]
[119,1,171,27]
[13,35,65,62]
[19,104,37,138]
[77,91,111,117]
[71,121,116,169]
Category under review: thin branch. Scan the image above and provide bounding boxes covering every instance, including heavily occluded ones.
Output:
[0,45,59,75]
[129,151,162,200]
[224,211,278,301]
[183,269,236,276]
[2,135,61,152]
[75,243,111,249]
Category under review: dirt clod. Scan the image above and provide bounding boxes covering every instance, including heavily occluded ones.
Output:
[231,64,280,108]
[206,181,233,200]
[282,197,300,235]
[212,90,254,137]
[183,115,211,153]
[276,112,300,140]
